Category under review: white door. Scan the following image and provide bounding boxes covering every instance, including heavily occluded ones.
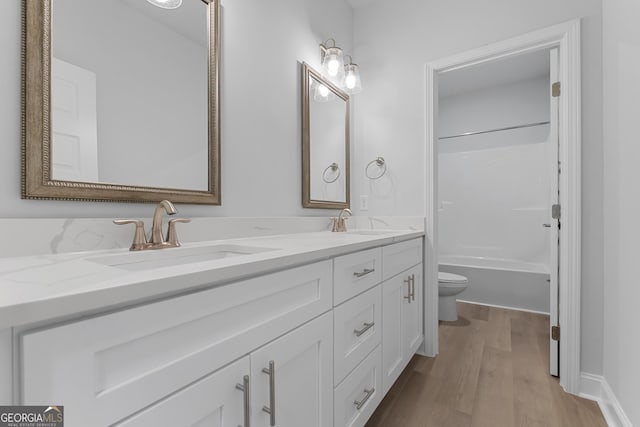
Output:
[251,312,333,427]
[115,356,250,427]
[548,48,560,377]
[51,57,99,182]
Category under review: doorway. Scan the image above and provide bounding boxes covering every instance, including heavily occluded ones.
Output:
[436,47,559,375]
[422,20,582,394]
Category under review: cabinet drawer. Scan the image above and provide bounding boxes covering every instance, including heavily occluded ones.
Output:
[334,247,382,305]
[382,238,423,280]
[21,260,332,427]
[334,285,382,385]
[334,345,383,427]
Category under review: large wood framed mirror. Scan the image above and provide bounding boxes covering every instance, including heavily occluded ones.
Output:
[302,63,350,209]
[22,0,220,204]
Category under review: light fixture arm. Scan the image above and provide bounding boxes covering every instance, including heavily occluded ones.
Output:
[320,39,337,63]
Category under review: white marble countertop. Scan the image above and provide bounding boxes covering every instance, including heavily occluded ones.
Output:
[0,229,424,328]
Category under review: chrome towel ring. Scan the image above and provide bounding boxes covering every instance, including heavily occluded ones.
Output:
[365,157,386,179]
[322,163,341,183]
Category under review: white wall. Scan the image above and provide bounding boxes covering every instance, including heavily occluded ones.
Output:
[438,77,550,265]
[0,0,353,218]
[352,0,604,375]
[602,0,640,424]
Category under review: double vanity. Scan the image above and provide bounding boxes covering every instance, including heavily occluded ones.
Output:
[12,1,426,425]
[0,227,424,427]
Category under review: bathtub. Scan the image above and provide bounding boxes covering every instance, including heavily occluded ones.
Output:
[439,255,550,314]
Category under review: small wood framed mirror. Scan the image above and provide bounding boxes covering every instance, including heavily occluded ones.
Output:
[302,63,350,209]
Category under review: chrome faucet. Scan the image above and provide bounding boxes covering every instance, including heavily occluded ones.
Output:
[114,200,191,251]
[332,208,352,232]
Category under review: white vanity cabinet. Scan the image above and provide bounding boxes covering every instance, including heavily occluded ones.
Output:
[14,235,425,427]
[332,237,423,427]
[21,261,333,427]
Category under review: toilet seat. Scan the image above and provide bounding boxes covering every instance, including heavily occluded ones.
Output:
[438,272,468,284]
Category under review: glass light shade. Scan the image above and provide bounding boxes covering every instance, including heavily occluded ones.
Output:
[344,63,362,94]
[322,47,344,80]
[146,0,182,9]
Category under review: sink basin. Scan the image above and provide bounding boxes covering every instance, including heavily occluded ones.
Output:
[88,244,276,271]
[345,230,396,236]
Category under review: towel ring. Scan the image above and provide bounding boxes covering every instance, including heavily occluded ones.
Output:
[322,163,341,183]
[365,157,386,180]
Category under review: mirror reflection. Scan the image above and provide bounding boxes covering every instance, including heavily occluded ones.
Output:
[51,0,208,190]
[302,63,350,209]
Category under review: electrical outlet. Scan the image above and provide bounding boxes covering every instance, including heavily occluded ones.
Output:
[360,195,369,211]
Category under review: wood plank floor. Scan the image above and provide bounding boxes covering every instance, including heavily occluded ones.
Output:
[365,302,606,427]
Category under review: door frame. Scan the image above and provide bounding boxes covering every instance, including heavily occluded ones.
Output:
[422,19,582,394]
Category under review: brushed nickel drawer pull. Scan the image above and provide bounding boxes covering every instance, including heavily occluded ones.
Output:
[235,375,251,427]
[404,277,412,302]
[262,360,276,426]
[353,388,375,410]
[353,268,375,278]
[354,322,375,337]
[410,274,416,302]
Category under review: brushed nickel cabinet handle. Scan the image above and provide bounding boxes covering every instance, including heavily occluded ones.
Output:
[410,274,416,302]
[353,388,375,410]
[353,268,375,278]
[404,277,412,302]
[354,322,375,337]
[235,375,250,427]
[262,360,276,426]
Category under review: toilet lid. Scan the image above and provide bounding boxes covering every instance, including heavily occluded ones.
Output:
[438,272,468,284]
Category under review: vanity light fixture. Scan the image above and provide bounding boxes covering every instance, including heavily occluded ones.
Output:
[343,56,362,94]
[146,0,183,9]
[320,39,345,80]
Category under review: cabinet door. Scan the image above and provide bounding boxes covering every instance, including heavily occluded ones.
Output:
[403,264,423,358]
[116,357,250,427]
[251,312,333,427]
[381,273,407,394]
[381,264,424,394]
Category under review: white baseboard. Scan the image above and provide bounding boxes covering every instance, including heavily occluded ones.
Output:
[457,299,550,316]
[579,372,633,427]
[579,372,604,401]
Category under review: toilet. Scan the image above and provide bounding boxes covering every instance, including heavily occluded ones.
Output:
[438,272,469,321]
